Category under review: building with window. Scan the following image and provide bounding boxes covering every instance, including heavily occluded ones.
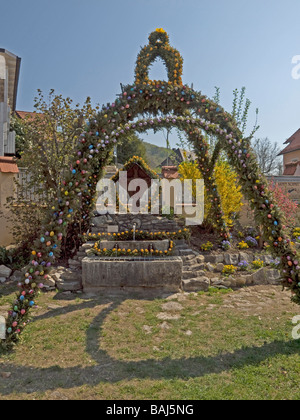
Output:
[0,49,21,245]
[278,129,300,176]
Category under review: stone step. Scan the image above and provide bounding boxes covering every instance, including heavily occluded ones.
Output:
[68,259,81,267]
[181,254,196,262]
[76,251,87,257]
[196,255,205,264]
[182,263,206,272]
[60,272,82,282]
[182,270,206,280]
[182,277,210,292]
[56,280,82,292]
[179,249,195,256]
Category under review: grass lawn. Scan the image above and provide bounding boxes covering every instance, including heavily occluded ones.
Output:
[0,282,300,400]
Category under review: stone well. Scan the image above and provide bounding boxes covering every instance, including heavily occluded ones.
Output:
[82,256,183,293]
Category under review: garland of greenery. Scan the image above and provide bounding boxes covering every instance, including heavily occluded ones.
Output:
[112,155,159,182]
[135,28,183,86]
[110,155,160,213]
[84,227,191,243]
[2,29,299,349]
[90,241,175,258]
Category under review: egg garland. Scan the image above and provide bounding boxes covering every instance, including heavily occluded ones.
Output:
[2,30,299,349]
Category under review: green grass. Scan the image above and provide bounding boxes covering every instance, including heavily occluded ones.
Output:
[0,283,300,400]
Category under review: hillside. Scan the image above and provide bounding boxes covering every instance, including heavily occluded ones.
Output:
[144,141,172,170]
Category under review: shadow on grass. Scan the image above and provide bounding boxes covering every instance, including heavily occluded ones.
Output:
[0,291,300,396]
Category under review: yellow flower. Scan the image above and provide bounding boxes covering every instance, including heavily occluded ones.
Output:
[156,28,166,33]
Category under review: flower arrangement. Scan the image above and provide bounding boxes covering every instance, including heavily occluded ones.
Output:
[238,260,249,271]
[222,265,238,276]
[135,28,183,86]
[245,236,258,248]
[269,258,280,268]
[111,155,159,183]
[221,240,231,250]
[252,259,264,270]
[90,240,174,258]
[200,241,214,252]
[84,228,190,243]
[238,241,249,250]
[292,227,300,242]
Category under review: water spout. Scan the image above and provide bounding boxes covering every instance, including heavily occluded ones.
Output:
[133,223,136,241]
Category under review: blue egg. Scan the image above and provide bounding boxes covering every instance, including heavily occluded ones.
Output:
[29,301,35,307]
[72,169,76,174]
[40,237,45,243]
[20,296,25,301]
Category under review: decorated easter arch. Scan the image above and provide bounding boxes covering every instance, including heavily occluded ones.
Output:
[3,29,300,348]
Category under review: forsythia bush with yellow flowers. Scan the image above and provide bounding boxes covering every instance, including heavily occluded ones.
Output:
[178,159,243,228]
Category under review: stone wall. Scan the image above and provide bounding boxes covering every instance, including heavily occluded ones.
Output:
[91,213,183,233]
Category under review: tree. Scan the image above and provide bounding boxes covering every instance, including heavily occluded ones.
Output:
[117,133,147,164]
[6,89,98,256]
[252,137,282,175]
[10,114,27,157]
[268,180,298,227]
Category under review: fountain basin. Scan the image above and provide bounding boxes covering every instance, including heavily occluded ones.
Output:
[82,256,183,292]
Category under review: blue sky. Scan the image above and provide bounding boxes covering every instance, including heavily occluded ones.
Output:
[1,0,300,151]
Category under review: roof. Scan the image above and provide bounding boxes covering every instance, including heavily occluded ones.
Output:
[160,156,178,167]
[282,162,299,176]
[175,148,197,162]
[112,156,159,182]
[0,156,19,173]
[266,175,300,183]
[279,129,300,155]
[162,166,180,179]
[0,49,21,111]
[15,110,40,120]
[284,128,300,144]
